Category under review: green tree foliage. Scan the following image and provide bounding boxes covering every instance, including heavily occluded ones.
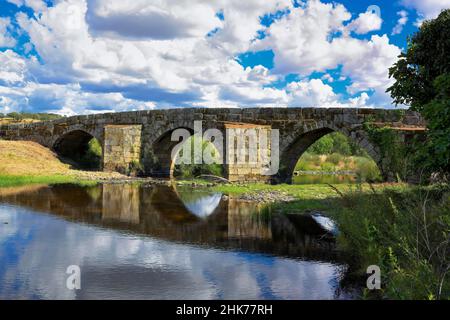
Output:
[308,132,367,156]
[331,132,352,156]
[387,9,450,174]
[295,132,381,181]
[78,138,102,170]
[417,75,450,172]
[309,134,333,154]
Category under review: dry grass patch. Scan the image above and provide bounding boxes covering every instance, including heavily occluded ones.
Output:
[0,140,71,176]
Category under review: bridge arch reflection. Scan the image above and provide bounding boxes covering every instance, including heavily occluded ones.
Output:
[0,183,339,262]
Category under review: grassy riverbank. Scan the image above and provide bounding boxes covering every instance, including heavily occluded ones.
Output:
[206,181,450,299]
[209,182,405,211]
[0,140,80,187]
[0,175,84,188]
[0,140,131,187]
[330,184,449,299]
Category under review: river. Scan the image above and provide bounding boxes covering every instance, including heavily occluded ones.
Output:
[0,183,355,300]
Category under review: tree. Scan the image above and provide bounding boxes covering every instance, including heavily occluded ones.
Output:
[7,112,22,121]
[309,134,333,154]
[330,132,352,156]
[417,74,450,172]
[387,9,450,174]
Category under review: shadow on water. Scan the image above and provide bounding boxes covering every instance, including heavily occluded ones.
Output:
[0,183,357,299]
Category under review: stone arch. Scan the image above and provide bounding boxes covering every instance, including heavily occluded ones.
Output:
[150,125,195,178]
[150,122,226,179]
[53,129,103,169]
[277,123,382,183]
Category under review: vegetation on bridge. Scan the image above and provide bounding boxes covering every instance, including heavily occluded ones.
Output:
[363,121,411,181]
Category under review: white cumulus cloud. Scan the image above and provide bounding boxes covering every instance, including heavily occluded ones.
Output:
[392,10,409,35]
[347,11,383,34]
[401,0,449,20]
[6,0,47,12]
[252,0,400,105]
[0,0,414,113]
[0,17,17,48]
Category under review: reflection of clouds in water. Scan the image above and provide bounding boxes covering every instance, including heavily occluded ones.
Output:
[0,206,20,238]
[181,193,222,218]
[312,214,338,235]
[0,206,344,300]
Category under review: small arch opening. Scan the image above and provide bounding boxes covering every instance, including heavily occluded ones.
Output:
[53,130,102,170]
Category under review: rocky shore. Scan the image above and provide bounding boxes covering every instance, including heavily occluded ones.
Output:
[71,170,171,185]
[232,190,296,203]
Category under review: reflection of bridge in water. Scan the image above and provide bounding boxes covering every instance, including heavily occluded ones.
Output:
[0,184,340,262]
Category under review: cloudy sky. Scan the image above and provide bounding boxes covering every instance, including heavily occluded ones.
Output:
[0,0,448,115]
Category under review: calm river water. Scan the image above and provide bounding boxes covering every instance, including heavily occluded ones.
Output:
[0,183,353,300]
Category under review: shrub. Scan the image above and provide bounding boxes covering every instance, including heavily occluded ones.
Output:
[328,153,343,165]
[78,138,102,169]
[309,135,334,154]
[320,162,335,172]
[354,157,382,182]
[295,153,320,171]
[333,184,450,299]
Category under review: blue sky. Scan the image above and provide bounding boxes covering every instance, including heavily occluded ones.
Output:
[0,0,448,115]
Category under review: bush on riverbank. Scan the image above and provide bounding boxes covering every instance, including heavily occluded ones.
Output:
[295,152,381,181]
[294,131,381,182]
[332,184,449,299]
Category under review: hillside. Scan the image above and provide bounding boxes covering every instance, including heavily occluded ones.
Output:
[0,140,127,182]
[0,140,71,176]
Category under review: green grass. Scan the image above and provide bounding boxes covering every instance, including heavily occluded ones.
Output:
[211,182,399,197]
[209,182,406,211]
[0,175,97,188]
[328,184,450,299]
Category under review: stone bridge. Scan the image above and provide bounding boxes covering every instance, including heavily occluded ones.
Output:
[0,108,425,183]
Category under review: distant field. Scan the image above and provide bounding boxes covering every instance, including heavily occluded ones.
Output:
[0,118,42,125]
[0,112,63,125]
